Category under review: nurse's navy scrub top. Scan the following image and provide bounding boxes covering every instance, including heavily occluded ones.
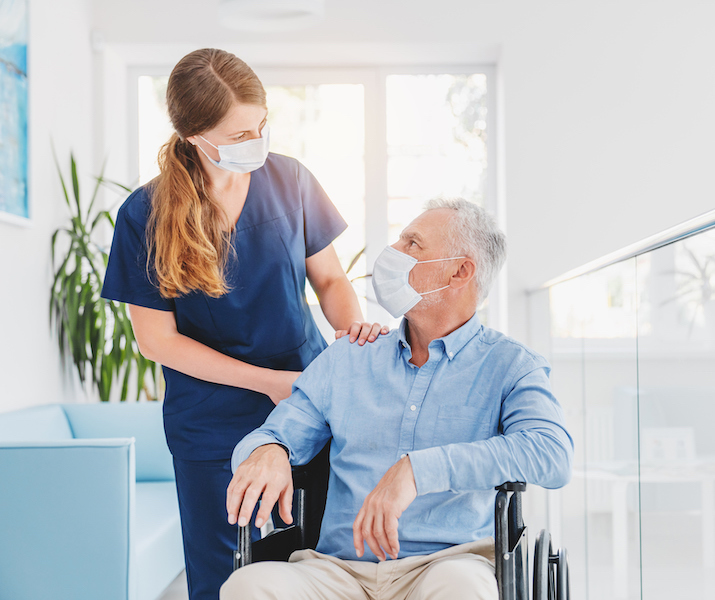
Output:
[101,153,347,461]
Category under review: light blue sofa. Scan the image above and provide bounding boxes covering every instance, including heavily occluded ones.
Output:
[0,403,184,600]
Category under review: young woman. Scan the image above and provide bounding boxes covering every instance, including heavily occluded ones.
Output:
[101,48,386,600]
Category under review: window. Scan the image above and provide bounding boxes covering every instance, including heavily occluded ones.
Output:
[135,66,496,326]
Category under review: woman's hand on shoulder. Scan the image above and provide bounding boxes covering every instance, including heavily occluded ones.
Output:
[335,322,390,346]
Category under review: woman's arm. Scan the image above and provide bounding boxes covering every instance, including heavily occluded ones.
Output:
[305,244,387,344]
[128,304,298,404]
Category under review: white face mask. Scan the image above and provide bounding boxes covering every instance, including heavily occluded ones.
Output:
[196,125,270,173]
[371,246,465,318]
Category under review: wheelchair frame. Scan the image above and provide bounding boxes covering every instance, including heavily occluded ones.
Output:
[234,451,569,600]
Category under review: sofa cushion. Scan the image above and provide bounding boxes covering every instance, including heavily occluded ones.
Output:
[135,481,184,600]
[0,405,73,442]
[63,403,174,482]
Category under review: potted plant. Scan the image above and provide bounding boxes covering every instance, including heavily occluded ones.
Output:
[49,153,159,401]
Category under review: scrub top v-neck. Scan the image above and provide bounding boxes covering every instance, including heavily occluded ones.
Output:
[101,153,347,461]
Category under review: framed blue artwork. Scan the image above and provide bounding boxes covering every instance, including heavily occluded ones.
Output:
[0,0,29,225]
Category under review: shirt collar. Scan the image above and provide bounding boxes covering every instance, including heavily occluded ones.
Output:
[397,311,483,361]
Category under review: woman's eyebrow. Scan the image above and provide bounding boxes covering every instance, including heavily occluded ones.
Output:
[228,117,267,137]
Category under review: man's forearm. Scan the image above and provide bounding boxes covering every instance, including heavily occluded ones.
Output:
[409,427,573,495]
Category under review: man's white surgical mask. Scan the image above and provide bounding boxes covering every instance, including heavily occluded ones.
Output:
[196,125,270,174]
[371,246,465,318]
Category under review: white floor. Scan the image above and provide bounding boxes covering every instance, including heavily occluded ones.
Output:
[158,571,189,600]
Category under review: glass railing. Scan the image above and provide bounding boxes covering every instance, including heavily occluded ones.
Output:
[529,210,715,600]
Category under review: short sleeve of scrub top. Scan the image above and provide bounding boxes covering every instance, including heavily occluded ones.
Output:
[101,153,347,460]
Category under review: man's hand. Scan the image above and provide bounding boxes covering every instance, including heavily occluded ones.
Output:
[226,444,293,529]
[352,455,417,561]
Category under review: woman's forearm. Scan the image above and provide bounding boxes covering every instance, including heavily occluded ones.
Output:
[128,304,298,403]
[144,330,264,389]
[315,275,364,332]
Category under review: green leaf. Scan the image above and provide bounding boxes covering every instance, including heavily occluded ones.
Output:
[346,247,366,274]
[86,158,108,220]
[90,210,113,233]
[70,154,82,218]
[52,145,72,209]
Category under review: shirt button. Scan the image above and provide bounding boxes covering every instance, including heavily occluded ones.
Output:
[400,453,407,459]
[410,405,416,411]
[448,351,454,358]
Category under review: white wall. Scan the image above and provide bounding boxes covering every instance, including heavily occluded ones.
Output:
[0,0,93,412]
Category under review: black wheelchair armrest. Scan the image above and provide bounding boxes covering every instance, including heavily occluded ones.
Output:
[495,482,528,600]
[235,488,306,569]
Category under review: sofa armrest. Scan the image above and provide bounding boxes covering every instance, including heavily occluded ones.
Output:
[62,403,174,482]
[0,439,137,600]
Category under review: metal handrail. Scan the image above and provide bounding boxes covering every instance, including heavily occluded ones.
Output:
[532,208,715,291]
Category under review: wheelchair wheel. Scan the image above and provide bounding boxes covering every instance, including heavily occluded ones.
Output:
[556,547,569,600]
[533,529,552,600]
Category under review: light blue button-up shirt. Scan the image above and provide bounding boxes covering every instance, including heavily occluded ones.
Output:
[232,313,573,562]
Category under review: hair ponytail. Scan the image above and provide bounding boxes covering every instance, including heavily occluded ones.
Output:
[147,133,231,299]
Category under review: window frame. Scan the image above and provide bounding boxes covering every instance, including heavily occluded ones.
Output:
[123,62,501,327]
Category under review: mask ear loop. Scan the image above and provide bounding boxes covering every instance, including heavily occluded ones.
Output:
[415,256,466,264]
[194,142,219,164]
[199,135,220,150]
[414,256,465,295]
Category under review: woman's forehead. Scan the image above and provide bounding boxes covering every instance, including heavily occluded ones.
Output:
[215,103,268,134]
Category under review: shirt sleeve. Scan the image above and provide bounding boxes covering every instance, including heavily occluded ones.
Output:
[297,163,348,258]
[231,348,334,472]
[408,360,574,495]
[101,194,175,312]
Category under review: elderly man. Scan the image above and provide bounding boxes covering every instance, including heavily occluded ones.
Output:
[221,199,573,600]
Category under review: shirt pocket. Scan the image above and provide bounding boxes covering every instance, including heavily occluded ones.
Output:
[431,404,494,446]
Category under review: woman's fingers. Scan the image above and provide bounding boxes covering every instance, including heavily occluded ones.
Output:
[344,322,389,345]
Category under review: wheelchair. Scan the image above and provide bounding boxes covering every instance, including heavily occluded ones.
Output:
[234,445,570,600]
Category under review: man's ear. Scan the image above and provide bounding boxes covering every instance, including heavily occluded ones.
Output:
[450,258,476,289]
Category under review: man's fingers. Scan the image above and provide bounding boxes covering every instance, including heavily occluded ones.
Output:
[226,478,248,525]
[278,483,294,525]
[371,512,392,561]
[363,528,385,561]
[353,509,366,557]
[255,487,282,529]
[385,515,400,559]
[359,512,385,561]
[236,484,264,527]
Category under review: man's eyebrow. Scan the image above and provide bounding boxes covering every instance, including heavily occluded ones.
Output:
[400,231,424,243]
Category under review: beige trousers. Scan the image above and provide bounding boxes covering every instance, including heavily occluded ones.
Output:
[220,538,498,600]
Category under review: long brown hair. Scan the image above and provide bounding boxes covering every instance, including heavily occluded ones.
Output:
[147,48,266,299]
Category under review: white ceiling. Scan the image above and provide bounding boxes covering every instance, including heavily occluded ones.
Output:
[90,0,511,45]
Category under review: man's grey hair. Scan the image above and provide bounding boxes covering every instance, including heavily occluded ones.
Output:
[425,198,507,304]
